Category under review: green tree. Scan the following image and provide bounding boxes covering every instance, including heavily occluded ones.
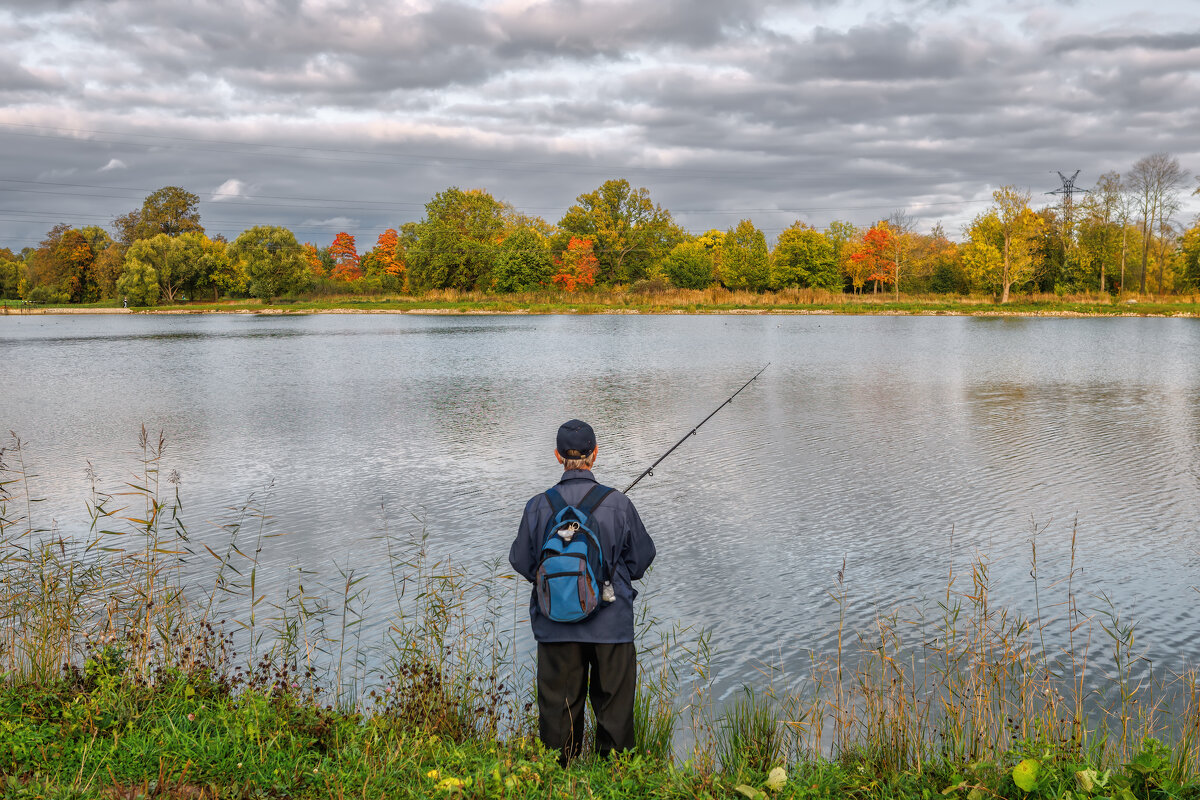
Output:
[114,186,204,245]
[120,236,170,302]
[230,226,310,300]
[175,232,229,301]
[719,220,769,291]
[492,226,553,292]
[0,253,24,299]
[557,179,681,284]
[660,241,714,289]
[771,222,840,290]
[116,258,158,306]
[407,188,507,291]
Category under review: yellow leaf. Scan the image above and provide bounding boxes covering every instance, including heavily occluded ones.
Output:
[435,777,464,791]
[766,767,788,791]
[426,769,439,780]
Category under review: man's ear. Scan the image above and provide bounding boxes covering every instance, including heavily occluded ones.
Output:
[554,449,564,465]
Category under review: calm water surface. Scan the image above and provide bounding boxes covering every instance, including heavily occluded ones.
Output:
[4,313,1199,696]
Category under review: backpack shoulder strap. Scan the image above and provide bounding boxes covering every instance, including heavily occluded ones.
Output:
[577,484,615,516]
[544,487,568,516]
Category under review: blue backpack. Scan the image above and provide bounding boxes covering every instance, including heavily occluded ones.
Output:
[535,485,615,623]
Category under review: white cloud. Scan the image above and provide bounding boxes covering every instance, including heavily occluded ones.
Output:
[98,158,126,171]
[211,178,247,201]
[301,216,359,229]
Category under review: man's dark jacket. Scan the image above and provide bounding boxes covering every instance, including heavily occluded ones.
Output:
[509,469,655,643]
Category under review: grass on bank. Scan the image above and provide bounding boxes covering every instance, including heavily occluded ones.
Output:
[3,431,1200,799]
[7,286,1200,316]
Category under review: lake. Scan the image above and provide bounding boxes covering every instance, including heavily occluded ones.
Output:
[4,312,1199,699]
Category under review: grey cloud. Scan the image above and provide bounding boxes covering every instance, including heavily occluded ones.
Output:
[2,0,1200,251]
[0,59,64,91]
[1052,31,1200,53]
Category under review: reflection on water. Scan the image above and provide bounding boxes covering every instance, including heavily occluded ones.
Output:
[4,313,1200,699]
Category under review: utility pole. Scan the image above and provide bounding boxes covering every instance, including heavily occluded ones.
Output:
[1046,170,1089,284]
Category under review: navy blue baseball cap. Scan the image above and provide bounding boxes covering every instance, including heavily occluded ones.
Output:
[556,419,596,457]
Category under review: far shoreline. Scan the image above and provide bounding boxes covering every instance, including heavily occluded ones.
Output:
[5,289,1200,319]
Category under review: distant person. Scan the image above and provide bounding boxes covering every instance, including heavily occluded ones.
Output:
[122,297,127,308]
[509,419,656,765]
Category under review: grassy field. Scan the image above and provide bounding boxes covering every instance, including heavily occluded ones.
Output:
[7,287,1200,316]
[4,434,1200,798]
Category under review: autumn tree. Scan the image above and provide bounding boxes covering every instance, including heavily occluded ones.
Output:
[492,226,553,292]
[719,220,769,291]
[1179,222,1200,290]
[329,232,363,281]
[964,189,1044,300]
[990,186,1044,302]
[58,228,99,302]
[230,225,310,300]
[408,188,507,291]
[660,241,714,289]
[557,180,681,284]
[360,228,406,291]
[848,224,895,294]
[915,223,965,294]
[303,243,327,278]
[552,237,599,292]
[771,222,841,291]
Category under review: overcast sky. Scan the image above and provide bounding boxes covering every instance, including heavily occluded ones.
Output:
[2,0,1199,251]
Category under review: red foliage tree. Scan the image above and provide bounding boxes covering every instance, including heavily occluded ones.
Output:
[849,224,896,293]
[329,232,362,281]
[552,237,598,292]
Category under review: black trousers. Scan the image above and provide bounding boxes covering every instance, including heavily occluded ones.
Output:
[537,641,636,764]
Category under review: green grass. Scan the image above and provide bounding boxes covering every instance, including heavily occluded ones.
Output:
[3,669,1198,799]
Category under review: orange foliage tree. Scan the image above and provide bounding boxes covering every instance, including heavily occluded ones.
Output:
[552,237,598,292]
[374,229,405,279]
[303,243,326,278]
[329,232,362,281]
[849,224,895,293]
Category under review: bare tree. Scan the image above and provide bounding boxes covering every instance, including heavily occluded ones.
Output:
[1116,177,1136,293]
[1127,153,1190,293]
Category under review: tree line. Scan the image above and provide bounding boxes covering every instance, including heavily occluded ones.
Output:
[3,153,1199,305]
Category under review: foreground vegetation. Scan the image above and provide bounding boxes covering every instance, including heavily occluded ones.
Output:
[4,432,1200,798]
[7,286,1200,317]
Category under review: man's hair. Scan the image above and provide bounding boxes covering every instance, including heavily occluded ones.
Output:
[561,449,596,471]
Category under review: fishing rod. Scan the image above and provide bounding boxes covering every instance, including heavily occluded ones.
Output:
[623,363,770,494]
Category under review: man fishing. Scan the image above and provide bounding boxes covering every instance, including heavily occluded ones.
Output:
[508,419,656,765]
